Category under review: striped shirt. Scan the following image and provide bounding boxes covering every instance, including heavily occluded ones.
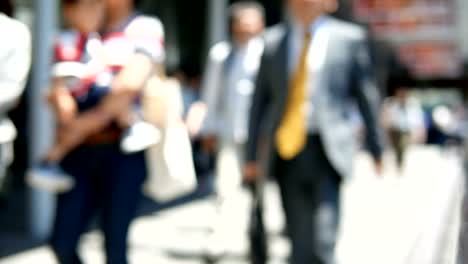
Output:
[53,14,164,111]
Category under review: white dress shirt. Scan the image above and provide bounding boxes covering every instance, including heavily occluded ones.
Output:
[288,16,330,133]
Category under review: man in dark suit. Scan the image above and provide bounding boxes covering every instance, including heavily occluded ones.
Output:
[244,0,384,263]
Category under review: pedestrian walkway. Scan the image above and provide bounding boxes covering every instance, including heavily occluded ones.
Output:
[337,146,463,264]
[0,146,463,264]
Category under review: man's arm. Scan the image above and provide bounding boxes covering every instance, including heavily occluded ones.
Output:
[200,45,225,135]
[244,45,271,180]
[351,34,384,165]
[199,43,228,152]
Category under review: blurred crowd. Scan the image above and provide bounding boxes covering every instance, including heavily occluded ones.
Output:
[0,0,467,264]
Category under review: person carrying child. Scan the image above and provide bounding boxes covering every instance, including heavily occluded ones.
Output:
[26,0,162,193]
[31,0,165,263]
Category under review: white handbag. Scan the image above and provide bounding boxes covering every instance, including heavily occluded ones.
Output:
[142,76,197,202]
[143,122,197,201]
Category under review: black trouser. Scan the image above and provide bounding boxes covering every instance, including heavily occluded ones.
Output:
[50,143,146,264]
[247,181,268,264]
[275,135,341,264]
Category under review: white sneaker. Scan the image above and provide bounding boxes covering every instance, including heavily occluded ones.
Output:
[120,121,161,154]
[26,162,75,193]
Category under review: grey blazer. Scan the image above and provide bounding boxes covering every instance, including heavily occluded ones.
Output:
[201,39,264,144]
[246,18,383,179]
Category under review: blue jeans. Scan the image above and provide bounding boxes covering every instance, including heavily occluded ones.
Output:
[50,143,146,264]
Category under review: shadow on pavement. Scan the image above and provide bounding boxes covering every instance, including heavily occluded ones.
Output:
[0,174,214,259]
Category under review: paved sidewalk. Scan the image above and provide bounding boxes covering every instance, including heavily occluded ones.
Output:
[337,146,463,264]
[0,146,463,264]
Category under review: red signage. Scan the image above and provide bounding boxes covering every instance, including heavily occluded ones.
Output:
[353,0,461,79]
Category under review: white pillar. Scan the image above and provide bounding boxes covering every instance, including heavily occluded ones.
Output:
[206,0,228,51]
[28,0,57,239]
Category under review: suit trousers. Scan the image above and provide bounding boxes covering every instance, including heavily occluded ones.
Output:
[275,135,341,264]
[50,143,146,264]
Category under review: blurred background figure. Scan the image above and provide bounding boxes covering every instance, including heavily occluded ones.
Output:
[244,0,383,263]
[0,0,31,200]
[46,0,165,263]
[200,1,266,263]
[430,104,465,148]
[382,86,426,172]
[175,59,213,188]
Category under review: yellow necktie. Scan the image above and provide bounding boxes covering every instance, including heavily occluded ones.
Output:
[276,32,311,160]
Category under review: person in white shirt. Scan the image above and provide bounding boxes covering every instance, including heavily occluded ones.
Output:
[200,2,266,262]
[0,2,31,191]
[382,86,426,171]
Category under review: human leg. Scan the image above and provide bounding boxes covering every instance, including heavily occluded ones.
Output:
[204,141,245,259]
[276,155,320,264]
[313,142,341,264]
[26,126,82,193]
[276,136,340,264]
[50,147,99,264]
[100,145,146,264]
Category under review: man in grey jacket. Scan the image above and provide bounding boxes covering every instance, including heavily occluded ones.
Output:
[200,2,266,263]
[244,0,383,263]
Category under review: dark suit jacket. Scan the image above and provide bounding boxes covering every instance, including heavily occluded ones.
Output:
[246,17,384,179]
